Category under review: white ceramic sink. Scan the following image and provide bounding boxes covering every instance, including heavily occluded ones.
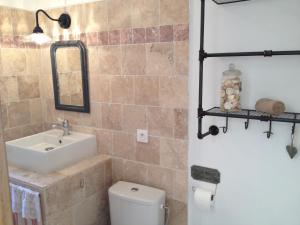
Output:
[6,129,97,174]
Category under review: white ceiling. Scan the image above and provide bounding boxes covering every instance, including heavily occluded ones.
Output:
[0,0,102,11]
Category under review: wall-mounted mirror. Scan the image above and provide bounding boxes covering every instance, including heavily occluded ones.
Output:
[50,40,90,113]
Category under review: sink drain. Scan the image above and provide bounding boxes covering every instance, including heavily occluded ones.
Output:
[45,147,55,151]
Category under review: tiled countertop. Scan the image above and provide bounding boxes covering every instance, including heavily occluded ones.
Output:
[8,154,111,189]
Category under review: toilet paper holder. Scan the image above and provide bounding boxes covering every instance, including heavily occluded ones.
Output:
[191,165,220,201]
[192,185,217,201]
[191,165,221,184]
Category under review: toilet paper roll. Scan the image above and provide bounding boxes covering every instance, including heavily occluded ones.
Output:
[193,188,214,210]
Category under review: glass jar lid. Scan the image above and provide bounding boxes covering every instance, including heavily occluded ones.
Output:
[223,63,241,77]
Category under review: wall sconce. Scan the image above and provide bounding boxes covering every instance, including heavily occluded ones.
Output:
[26,9,71,45]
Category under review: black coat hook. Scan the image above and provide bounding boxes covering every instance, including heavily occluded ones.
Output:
[220,114,229,133]
[263,119,273,139]
[245,110,250,129]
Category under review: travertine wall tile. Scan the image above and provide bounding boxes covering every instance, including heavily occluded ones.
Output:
[108,0,131,29]
[132,28,145,44]
[174,24,189,41]
[160,138,187,170]
[72,192,105,225]
[3,127,23,141]
[87,47,99,73]
[17,76,40,99]
[148,107,174,137]
[96,130,113,154]
[174,41,189,75]
[45,208,73,225]
[44,177,73,216]
[26,49,41,76]
[80,102,100,127]
[160,25,173,42]
[1,48,26,76]
[30,98,43,124]
[101,103,122,130]
[22,123,44,137]
[81,1,108,33]
[159,76,188,108]
[1,104,8,129]
[90,75,111,103]
[99,46,121,75]
[147,165,174,198]
[44,99,64,124]
[111,76,134,104]
[123,160,148,184]
[174,108,188,139]
[122,44,146,75]
[113,132,135,159]
[146,27,160,43]
[108,30,120,45]
[146,43,174,75]
[136,136,160,164]
[131,0,159,27]
[173,170,188,203]
[104,158,112,189]
[122,105,147,132]
[11,9,33,35]
[112,158,124,183]
[40,48,52,75]
[0,7,13,35]
[84,163,105,197]
[160,0,189,25]
[135,76,159,105]
[7,101,30,127]
[120,28,133,44]
[63,111,81,126]
[0,76,19,103]
[167,199,187,225]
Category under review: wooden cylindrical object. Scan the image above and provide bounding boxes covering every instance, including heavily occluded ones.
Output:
[255,98,286,116]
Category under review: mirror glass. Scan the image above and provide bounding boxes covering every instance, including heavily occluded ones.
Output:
[51,41,90,113]
[56,47,83,106]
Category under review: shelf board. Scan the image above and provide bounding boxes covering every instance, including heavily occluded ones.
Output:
[212,0,250,5]
[204,107,300,124]
[203,50,300,58]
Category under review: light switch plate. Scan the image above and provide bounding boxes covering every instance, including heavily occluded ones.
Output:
[137,129,148,143]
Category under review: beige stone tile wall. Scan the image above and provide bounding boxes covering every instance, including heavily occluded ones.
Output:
[9,155,112,225]
[40,1,189,219]
[0,1,189,224]
[0,107,13,225]
[0,6,44,141]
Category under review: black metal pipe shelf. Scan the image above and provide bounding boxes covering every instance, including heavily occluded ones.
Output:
[197,0,300,139]
[204,107,300,124]
[204,50,300,58]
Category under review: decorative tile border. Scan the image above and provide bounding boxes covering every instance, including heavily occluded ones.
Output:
[0,24,189,49]
[69,23,189,47]
[0,35,40,48]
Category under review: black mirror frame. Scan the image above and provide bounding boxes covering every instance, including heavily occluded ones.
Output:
[50,40,90,113]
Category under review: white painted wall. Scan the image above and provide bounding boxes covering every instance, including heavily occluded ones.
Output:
[188,0,300,225]
[0,0,103,11]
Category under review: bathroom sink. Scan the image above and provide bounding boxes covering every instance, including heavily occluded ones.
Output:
[6,129,97,174]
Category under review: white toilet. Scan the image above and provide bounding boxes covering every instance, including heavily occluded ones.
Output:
[109,181,166,225]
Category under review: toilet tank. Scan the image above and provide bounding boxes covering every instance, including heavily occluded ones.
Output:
[109,181,166,225]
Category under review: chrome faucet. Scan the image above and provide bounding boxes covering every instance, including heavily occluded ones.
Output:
[52,119,71,136]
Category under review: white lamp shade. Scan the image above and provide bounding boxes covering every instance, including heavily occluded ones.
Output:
[25,33,52,45]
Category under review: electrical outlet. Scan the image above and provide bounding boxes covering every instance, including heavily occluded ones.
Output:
[137,129,148,143]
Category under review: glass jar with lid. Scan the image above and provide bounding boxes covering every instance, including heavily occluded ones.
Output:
[220,64,242,112]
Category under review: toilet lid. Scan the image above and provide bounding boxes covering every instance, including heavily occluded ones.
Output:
[109,181,165,205]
